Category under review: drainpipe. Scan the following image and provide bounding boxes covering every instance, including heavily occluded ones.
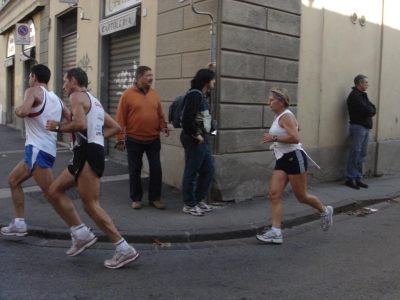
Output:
[190,0,217,203]
[373,0,385,176]
[191,0,216,62]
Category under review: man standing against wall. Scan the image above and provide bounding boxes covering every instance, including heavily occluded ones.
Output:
[115,66,170,210]
[1,64,70,236]
[345,74,376,190]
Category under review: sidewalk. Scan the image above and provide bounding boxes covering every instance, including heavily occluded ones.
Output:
[1,124,399,244]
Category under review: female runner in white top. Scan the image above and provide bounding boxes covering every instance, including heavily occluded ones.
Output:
[256,87,333,244]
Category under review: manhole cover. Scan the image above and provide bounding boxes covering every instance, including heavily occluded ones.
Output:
[26,187,81,203]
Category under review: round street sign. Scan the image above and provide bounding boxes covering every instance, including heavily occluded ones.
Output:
[18,25,29,36]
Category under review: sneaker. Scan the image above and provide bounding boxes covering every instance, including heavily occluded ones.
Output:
[256,228,283,244]
[66,231,98,256]
[149,200,166,210]
[321,206,333,231]
[1,220,28,236]
[197,201,213,212]
[131,202,142,210]
[104,246,140,269]
[182,205,204,216]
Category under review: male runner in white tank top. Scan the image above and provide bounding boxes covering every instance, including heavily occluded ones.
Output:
[46,68,139,269]
[1,64,70,237]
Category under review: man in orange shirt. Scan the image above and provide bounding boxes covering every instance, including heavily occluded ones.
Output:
[115,66,170,210]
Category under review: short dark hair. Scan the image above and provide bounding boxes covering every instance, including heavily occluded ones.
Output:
[31,64,51,84]
[190,69,215,90]
[136,66,152,78]
[66,67,88,88]
[354,74,368,86]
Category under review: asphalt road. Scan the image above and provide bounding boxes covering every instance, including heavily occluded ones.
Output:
[1,201,399,300]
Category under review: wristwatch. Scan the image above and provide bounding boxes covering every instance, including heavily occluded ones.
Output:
[272,135,277,142]
[55,124,60,132]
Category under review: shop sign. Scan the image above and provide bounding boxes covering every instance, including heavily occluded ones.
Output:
[7,32,15,57]
[4,57,14,67]
[59,0,78,3]
[105,0,141,17]
[99,8,137,36]
[23,20,36,50]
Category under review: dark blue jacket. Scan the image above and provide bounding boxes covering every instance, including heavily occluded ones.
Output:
[347,87,376,129]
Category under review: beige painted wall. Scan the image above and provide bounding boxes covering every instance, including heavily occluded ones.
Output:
[378,0,400,140]
[47,1,101,96]
[299,0,400,179]
[298,0,381,149]
[139,0,158,87]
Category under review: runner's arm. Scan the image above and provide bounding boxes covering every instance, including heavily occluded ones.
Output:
[46,93,87,132]
[103,112,121,139]
[15,88,37,118]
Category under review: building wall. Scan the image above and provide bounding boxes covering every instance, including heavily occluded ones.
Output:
[156,0,218,188]
[0,0,50,129]
[298,0,400,182]
[156,0,301,201]
[1,0,400,202]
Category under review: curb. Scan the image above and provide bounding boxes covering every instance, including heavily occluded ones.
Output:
[4,195,398,244]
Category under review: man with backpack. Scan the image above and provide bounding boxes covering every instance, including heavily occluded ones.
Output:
[180,66,216,216]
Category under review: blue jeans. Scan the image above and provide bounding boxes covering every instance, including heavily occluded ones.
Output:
[125,137,162,202]
[346,124,370,181]
[180,133,215,207]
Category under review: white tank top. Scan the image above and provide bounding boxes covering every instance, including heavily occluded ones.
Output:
[72,92,104,148]
[25,86,63,157]
[269,109,302,159]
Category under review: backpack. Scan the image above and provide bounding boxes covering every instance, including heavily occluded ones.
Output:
[168,89,203,128]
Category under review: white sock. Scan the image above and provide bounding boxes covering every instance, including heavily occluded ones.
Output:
[271,226,281,235]
[115,238,132,254]
[319,207,328,217]
[14,218,26,227]
[70,224,89,239]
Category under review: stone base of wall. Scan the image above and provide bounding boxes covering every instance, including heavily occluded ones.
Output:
[376,139,400,176]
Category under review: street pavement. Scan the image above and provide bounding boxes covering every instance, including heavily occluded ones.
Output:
[1,124,399,244]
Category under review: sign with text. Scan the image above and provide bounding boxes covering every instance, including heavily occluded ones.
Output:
[23,20,36,50]
[105,0,141,17]
[15,23,30,45]
[99,8,137,36]
[7,32,15,57]
[59,0,78,4]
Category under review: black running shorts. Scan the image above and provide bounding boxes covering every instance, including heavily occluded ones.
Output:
[274,149,308,175]
[68,143,105,181]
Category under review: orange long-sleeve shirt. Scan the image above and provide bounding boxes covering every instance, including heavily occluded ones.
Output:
[115,85,167,141]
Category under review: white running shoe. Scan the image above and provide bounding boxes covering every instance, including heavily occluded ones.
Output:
[104,246,140,269]
[321,206,333,231]
[1,220,28,236]
[182,205,204,216]
[197,201,213,212]
[256,228,283,244]
[66,231,98,256]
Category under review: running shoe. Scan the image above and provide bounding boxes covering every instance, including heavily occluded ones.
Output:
[197,201,213,212]
[256,228,283,244]
[182,205,204,216]
[104,246,140,269]
[1,220,28,236]
[321,206,333,231]
[66,231,98,256]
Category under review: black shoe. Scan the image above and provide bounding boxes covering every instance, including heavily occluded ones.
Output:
[345,180,360,190]
[356,181,369,188]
